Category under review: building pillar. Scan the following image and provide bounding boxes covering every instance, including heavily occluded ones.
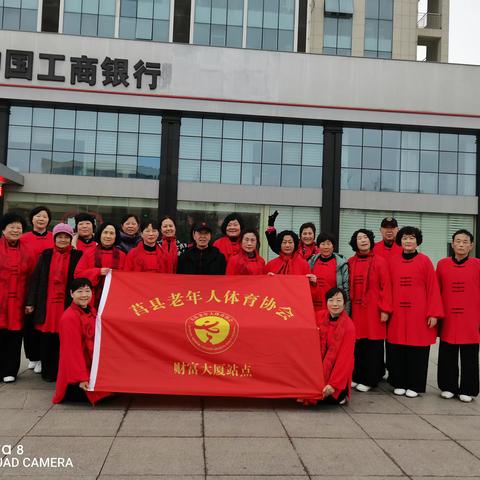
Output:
[158,112,181,220]
[0,102,10,215]
[321,123,342,245]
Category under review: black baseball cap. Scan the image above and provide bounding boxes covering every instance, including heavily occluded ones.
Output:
[192,222,212,233]
[381,217,398,228]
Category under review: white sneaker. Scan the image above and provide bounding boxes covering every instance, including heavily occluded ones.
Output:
[351,381,358,388]
[3,376,15,383]
[393,388,406,396]
[459,394,473,403]
[441,391,454,399]
[356,383,371,392]
[27,361,36,369]
[405,389,419,398]
[34,361,42,374]
[339,398,347,405]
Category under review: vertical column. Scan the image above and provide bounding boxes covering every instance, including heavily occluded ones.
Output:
[321,123,342,244]
[475,134,480,256]
[0,103,11,215]
[158,112,181,220]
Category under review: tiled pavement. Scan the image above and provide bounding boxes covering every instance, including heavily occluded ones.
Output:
[0,344,479,479]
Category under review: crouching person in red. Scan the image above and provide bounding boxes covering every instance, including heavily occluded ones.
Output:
[316,287,356,405]
[53,278,110,404]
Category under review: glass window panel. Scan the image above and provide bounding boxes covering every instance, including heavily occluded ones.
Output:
[211,0,227,24]
[221,162,241,184]
[361,169,380,191]
[378,20,392,52]
[203,119,222,137]
[420,132,439,151]
[73,152,95,176]
[202,138,222,160]
[223,120,242,138]
[3,7,20,29]
[81,13,98,36]
[97,112,118,131]
[302,143,323,166]
[262,28,277,50]
[7,149,30,172]
[121,0,136,16]
[222,139,242,162]
[401,149,419,171]
[137,156,160,179]
[364,19,378,51]
[33,108,54,127]
[324,0,339,13]
[211,24,226,45]
[278,29,293,50]
[53,128,74,151]
[339,0,353,14]
[23,0,39,8]
[337,18,352,50]
[263,123,282,141]
[227,0,243,25]
[458,175,476,196]
[377,50,391,59]
[341,168,360,190]
[381,170,399,192]
[140,115,162,134]
[342,145,362,168]
[74,129,96,153]
[244,122,262,140]
[153,0,170,19]
[283,123,302,142]
[153,19,169,40]
[196,0,211,22]
[136,17,153,38]
[116,155,137,178]
[30,150,52,174]
[8,126,31,149]
[401,131,420,149]
[241,163,261,185]
[439,151,457,173]
[181,117,202,136]
[281,165,300,187]
[201,161,221,182]
[119,114,139,132]
[278,0,293,29]
[323,16,337,48]
[83,0,99,14]
[438,173,457,195]
[301,166,322,188]
[179,159,201,181]
[458,135,476,152]
[439,133,458,151]
[226,25,242,46]
[31,127,53,150]
[242,140,262,163]
[95,154,116,177]
[382,130,400,148]
[75,111,97,130]
[10,106,32,126]
[337,48,351,56]
[400,171,419,193]
[458,152,476,175]
[119,16,136,38]
[363,147,381,169]
[262,164,281,186]
[379,0,392,19]
[365,0,379,18]
[323,47,338,56]
[303,125,323,144]
[263,0,278,28]
[64,0,81,13]
[99,0,116,15]
[381,148,400,170]
[95,131,117,154]
[20,8,36,31]
[343,127,361,146]
[419,172,438,194]
[51,152,73,175]
[282,143,301,165]
[138,0,154,18]
[117,132,138,155]
[54,109,75,128]
[363,50,377,58]
[179,136,201,159]
[138,133,161,156]
[262,141,282,164]
[419,151,438,172]
[98,15,115,37]
[363,129,381,147]
[246,27,262,48]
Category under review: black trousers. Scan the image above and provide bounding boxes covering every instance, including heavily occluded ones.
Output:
[386,342,430,393]
[23,314,41,361]
[39,332,60,381]
[437,340,479,397]
[0,329,23,379]
[353,338,385,387]
[63,384,89,403]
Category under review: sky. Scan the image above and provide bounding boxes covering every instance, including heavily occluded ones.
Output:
[448,0,480,64]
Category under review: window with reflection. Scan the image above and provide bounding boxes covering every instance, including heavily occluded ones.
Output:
[341,126,477,196]
[63,0,115,37]
[364,0,393,58]
[7,106,162,179]
[179,117,323,187]
[0,0,38,31]
[119,0,170,41]
[323,0,353,56]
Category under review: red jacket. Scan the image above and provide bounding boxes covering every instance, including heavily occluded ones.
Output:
[53,303,110,404]
[265,253,310,275]
[226,250,266,275]
[21,231,54,261]
[374,240,402,262]
[388,252,444,346]
[0,237,36,330]
[348,253,392,340]
[75,237,97,253]
[213,236,241,262]
[124,243,169,273]
[310,256,337,311]
[436,256,480,344]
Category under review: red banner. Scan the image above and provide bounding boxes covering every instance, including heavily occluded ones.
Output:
[90,272,324,398]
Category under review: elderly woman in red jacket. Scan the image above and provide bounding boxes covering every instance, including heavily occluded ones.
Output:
[213,213,244,262]
[226,229,265,275]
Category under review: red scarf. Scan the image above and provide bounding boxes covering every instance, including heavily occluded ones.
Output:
[51,245,72,300]
[317,310,348,382]
[275,252,297,275]
[94,246,122,269]
[233,250,263,275]
[299,242,317,260]
[160,236,179,273]
[349,252,375,306]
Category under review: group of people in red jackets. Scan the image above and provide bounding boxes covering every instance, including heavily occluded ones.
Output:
[0,207,478,406]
